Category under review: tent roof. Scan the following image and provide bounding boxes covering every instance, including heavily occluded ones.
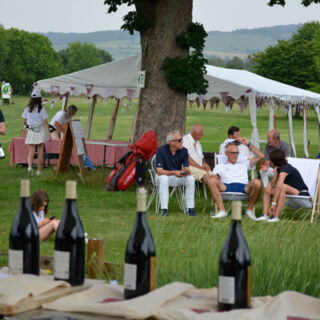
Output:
[36,54,320,105]
[192,65,320,105]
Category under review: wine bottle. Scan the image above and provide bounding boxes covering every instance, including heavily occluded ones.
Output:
[9,180,40,275]
[124,187,156,299]
[54,181,85,286]
[218,201,251,311]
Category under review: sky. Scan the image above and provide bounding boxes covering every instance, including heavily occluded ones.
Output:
[0,0,320,33]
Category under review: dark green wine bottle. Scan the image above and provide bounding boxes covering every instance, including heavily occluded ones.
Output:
[218,201,251,311]
[124,187,156,299]
[9,180,40,275]
[54,181,85,286]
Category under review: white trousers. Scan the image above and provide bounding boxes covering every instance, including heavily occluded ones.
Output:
[155,175,195,210]
[259,167,275,187]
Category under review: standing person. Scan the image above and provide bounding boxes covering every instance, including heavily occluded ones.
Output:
[22,89,51,176]
[258,150,309,222]
[49,105,78,139]
[210,140,264,219]
[31,190,60,241]
[219,126,250,158]
[0,108,6,159]
[259,129,291,187]
[156,130,196,216]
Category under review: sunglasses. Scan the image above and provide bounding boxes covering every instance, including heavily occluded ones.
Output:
[227,151,239,155]
[172,138,183,142]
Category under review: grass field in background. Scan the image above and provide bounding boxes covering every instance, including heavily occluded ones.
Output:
[0,95,319,298]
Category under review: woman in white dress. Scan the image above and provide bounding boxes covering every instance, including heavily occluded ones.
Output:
[49,105,78,139]
[22,89,51,176]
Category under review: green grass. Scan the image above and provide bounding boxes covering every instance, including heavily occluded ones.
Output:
[0,96,319,298]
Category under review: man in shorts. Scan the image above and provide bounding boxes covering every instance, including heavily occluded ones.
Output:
[210,139,264,219]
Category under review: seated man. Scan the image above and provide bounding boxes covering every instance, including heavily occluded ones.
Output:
[219,126,250,158]
[258,150,309,222]
[211,139,264,219]
[260,129,291,187]
[156,130,196,216]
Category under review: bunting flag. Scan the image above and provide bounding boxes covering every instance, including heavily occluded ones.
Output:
[70,86,76,96]
[255,96,264,109]
[51,85,59,97]
[33,81,38,87]
[239,96,248,113]
[105,87,114,99]
[284,104,290,114]
[86,84,93,96]
[126,88,136,101]
[198,95,204,106]
[225,106,230,112]
[195,97,200,108]
[202,100,208,110]
[50,99,56,110]
[85,97,91,104]
[209,98,214,109]
[43,99,48,105]
[220,92,229,105]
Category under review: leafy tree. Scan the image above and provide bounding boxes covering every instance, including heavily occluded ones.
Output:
[1,28,64,95]
[207,56,224,67]
[0,24,9,81]
[253,22,320,92]
[59,41,112,73]
[225,56,245,69]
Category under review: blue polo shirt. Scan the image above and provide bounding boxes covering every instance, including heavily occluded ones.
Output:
[156,144,189,170]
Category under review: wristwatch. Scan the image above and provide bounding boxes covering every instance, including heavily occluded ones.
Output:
[247,142,251,148]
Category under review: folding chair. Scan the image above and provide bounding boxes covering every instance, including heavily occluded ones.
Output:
[146,155,186,213]
[286,157,320,223]
[213,154,255,213]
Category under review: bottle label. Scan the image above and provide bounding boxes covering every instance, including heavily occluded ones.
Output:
[150,256,156,291]
[124,263,137,290]
[54,250,70,279]
[8,250,23,275]
[218,276,235,304]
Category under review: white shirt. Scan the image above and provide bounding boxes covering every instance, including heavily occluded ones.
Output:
[22,105,48,126]
[183,133,203,166]
[213,160,251,185]
[50,110,68,128]
[32,210,44,224]
[219,138,250,158]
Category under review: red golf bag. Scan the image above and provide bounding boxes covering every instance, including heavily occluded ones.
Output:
[106,130,158,191]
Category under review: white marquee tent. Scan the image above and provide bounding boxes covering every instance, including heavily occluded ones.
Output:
[36,54,320,156]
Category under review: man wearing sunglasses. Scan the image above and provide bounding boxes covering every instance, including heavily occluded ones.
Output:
[211,140,264,219]
[155,130,196,216]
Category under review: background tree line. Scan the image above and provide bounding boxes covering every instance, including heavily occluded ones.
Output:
[0,24,112,95]
[207,22,320,93]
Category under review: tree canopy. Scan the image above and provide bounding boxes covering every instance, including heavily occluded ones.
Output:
[59,41,112,73]
[252,22,320,93]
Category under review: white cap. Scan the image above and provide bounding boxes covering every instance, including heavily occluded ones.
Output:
[31,88,41,98]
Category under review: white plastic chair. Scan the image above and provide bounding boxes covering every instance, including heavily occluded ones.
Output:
[146,155,186,213]
[286,157,320,222]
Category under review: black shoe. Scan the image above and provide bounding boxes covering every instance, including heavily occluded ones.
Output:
[161,209,169,216]
[187,208,196,216]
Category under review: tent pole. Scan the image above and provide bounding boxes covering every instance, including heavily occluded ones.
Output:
[268,98,275,131]
[62,92,69,111]
[105,98,120,140]
[248,93,260,149]
[303,103,309,158]
[288,104,297,157]
[84,94,97,139]
[130,104,139,144]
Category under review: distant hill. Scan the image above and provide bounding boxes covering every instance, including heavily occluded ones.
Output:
[42,24,301,60]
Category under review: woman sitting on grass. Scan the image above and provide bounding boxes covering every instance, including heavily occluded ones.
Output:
[31,189,60,241]
[257,149,309,222]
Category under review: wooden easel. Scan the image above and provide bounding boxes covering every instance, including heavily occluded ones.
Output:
[56,120,87,178]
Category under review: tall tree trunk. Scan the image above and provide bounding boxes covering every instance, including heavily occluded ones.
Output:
[133,0,193,145]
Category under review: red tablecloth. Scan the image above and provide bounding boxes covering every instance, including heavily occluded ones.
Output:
[8,137,131,167]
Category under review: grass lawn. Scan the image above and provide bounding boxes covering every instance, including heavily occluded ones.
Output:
[0,95,319,298]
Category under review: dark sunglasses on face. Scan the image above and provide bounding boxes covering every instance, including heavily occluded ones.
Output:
[172,138,183,142]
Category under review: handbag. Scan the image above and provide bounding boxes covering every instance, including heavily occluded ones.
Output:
[0,143,5,159]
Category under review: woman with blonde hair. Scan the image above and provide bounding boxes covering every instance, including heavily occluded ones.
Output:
[22,89,51,176]
[49,104,78,139]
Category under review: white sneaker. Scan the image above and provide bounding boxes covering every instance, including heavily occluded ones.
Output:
[211,210,228,219]
[36,171,41,176]
[27,167,33,176]
[268,216,280,223]
[245,209,256,220]
[256,214,269,221]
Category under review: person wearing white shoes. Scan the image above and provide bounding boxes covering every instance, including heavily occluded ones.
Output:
[22,89,51,176]
[210,140,264,219]
[258,149,309,223]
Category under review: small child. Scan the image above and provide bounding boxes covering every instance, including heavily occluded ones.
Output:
[31,189,59,241]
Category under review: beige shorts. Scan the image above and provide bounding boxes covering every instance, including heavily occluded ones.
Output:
[190,165,212,181]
